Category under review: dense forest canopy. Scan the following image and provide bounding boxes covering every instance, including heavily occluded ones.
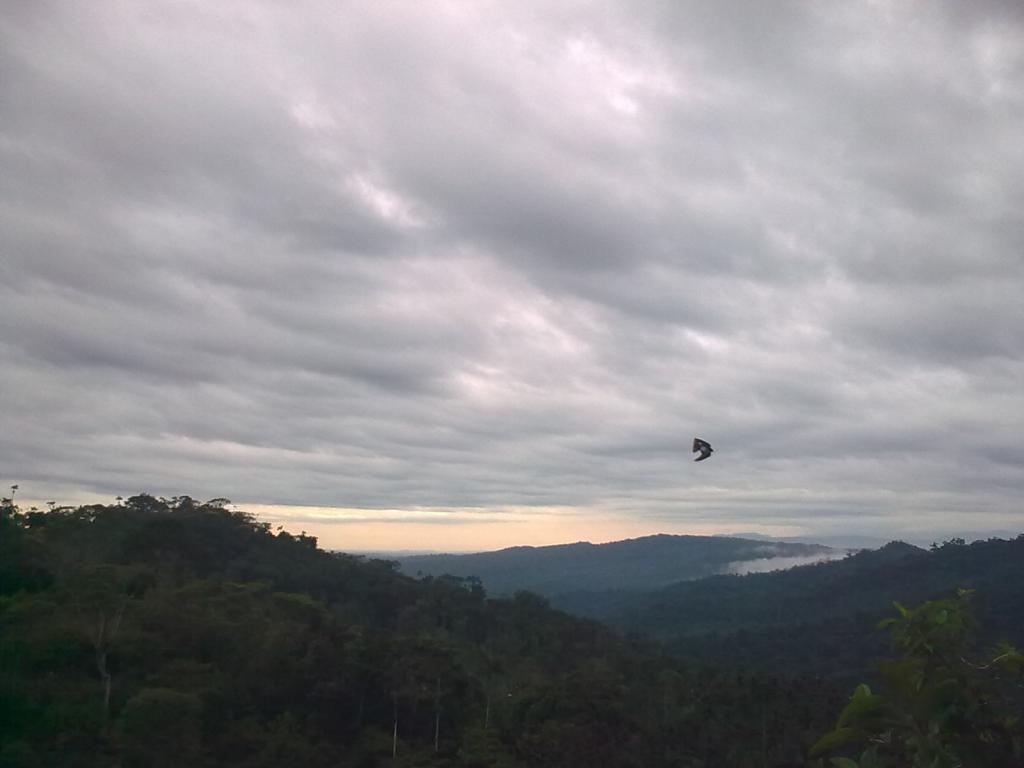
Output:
[552,536,1024,679]
[1,495,1021,767]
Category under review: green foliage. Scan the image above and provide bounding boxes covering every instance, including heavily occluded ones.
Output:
[5,494,1016,767]
[813,591,1024,767]
[458,727,519,768]
[571,536,1024,684]
[119,688,202,768]
[0,502,51,596]
[0,741,42,768]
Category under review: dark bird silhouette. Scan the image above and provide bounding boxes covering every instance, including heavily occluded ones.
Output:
[692,438,713,462]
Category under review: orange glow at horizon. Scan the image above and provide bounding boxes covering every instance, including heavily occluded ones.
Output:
[240,503,803,553]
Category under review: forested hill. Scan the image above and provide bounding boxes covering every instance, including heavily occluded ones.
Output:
[557,536,1024,677]
[1,495,854,768]
[396,534,835,595]
[561,537,1024,635]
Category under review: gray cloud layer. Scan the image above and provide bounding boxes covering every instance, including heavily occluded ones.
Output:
[2,1,1023,540]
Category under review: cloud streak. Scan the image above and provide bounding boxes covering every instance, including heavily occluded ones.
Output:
[2,1,1023,549]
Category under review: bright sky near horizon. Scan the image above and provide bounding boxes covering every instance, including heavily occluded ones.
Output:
[3,1,1023,552]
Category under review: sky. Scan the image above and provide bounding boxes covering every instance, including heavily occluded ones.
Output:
[2,1,1023,552]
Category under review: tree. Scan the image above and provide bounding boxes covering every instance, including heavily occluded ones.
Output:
[64,565,151,727]
[812,590,1024,767]
[119,688,202,767]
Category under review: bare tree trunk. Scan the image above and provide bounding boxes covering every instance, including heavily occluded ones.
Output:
[95,616,110,723]
[96,644,113,723]
[392,692,398,760]
[102,663,112,720]
[93,598,127,727]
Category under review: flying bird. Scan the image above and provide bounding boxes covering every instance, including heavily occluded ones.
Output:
[692,438,713,462]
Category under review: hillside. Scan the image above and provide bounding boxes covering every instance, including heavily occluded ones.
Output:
[558,536,1024,677]
[0,495,851,768]
[4,496,1021,766]
[565,538,1024,634]
[396,534,836,596]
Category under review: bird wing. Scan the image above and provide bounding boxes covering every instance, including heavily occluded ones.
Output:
[691,438,713,461]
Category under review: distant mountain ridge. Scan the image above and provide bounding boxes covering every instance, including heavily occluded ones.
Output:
[396,533,837,596]
[553,540,931,631]
[552,536,1024,678]
[397,533,1024,682]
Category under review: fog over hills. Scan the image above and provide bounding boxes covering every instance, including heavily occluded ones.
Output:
[395,533,840,596]
[554,536,1024,656]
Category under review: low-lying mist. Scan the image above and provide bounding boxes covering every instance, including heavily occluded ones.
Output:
[725,547,853,575]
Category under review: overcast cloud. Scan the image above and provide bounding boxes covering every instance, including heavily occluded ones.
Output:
[2,1,1023,548]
